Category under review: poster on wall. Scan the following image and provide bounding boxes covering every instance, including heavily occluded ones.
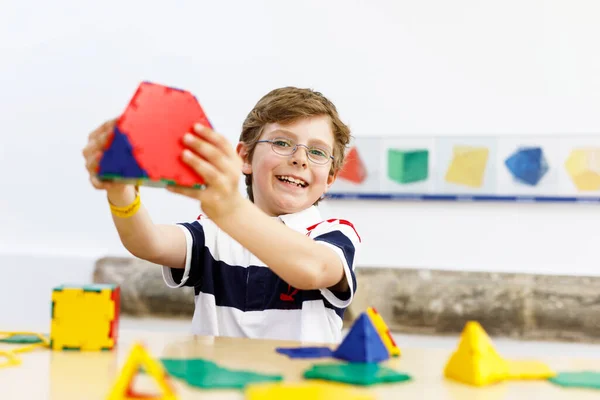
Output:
[327,135,600,203]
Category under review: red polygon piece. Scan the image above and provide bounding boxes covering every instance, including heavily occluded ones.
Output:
[113,81,213,188]
[338,146,367,184]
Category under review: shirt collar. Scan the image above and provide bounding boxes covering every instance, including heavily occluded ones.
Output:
[278,205,323,233]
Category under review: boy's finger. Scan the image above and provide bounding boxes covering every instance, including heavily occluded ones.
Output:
[182,134,229,174]
[181,149,221,187]
[88,118,117,141]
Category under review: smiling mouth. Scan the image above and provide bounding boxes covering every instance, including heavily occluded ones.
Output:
[276,175,308,188]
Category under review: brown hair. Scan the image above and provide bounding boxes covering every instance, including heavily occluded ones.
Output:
[239,87,351,203]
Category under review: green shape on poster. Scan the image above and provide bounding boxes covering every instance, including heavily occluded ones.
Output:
[388,149,429,184]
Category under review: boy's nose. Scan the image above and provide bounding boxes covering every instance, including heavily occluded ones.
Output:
[290,148,308,167]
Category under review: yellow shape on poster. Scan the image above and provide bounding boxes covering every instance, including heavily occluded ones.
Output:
[444,321,509,387]
[565,148,600,191]
[445,146,489,188]
[245,381,374,400]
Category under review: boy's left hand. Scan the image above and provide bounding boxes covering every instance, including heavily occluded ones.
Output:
[167,123,245,220]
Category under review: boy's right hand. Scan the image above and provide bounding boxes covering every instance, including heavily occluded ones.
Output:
[82,118,133,200]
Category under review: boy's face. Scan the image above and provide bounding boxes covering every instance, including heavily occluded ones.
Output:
[239,115,337,216]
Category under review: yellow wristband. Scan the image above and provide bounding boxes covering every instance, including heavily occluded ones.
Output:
[109,187,141,218]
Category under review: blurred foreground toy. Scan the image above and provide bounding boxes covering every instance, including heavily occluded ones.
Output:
[97,81,212,189]
[50,284,120,351]
[107,342,178,400]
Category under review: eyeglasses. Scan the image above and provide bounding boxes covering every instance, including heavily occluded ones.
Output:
[256,137,334,165]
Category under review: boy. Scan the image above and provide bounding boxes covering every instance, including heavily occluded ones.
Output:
[82,86,361,344]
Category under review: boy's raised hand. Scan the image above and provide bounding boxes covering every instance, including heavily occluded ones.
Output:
[167,123,245,220]
[82,118,131,192]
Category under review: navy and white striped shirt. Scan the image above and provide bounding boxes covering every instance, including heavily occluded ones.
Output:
[161,205,361,344]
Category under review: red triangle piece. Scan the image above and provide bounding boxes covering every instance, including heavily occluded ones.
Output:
[338,146,367,184]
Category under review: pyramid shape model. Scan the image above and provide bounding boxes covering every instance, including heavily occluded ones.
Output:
[443,321,509,386]
[332,313,389,363]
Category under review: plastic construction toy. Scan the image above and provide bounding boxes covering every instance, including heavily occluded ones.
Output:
[444,321,556,387]
[332,313,389,363]
[0,331,50,368]
[275,308,400,362]
[245,381,375,400]
[50,284,120,351]
[107,342,178,400]
[97,81,213,189]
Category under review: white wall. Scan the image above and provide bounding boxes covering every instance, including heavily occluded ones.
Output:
[1,0,600,276]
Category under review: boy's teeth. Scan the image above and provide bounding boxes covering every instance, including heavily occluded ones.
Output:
[278,175,306,187]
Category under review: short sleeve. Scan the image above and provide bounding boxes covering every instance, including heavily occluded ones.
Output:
[161,221,206,288]
[309,219,361,309]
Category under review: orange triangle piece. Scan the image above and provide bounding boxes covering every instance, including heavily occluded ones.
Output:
[338,147,367,184]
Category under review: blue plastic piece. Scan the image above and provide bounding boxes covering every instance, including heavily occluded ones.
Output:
[275,346,333,359]
[504,147,549,186]
[332,313,389,363]
[97,126,149,179]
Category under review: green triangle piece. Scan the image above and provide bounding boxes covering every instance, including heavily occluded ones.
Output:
[159,358,282,390]
[304,362,412,386]
[548,371,600,390]
[0,334,48,344]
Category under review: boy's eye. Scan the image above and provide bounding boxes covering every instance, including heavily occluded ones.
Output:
[273,139,292,147]
[309,148,328,159]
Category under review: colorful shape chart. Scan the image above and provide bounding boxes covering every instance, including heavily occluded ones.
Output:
[504,147,549,186]
[387,149,428,184]
[444,146,489,188]
[565,148,600,191]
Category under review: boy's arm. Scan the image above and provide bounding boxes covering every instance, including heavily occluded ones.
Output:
[107,186,187,269]
[214,199,349,291]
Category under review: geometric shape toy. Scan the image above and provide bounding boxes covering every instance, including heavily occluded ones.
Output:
[98,81,212,189]
[159,358,282,389]
[387,148,429,184]
[245,381,375,400]
[338,146,367,184]
[548,371,600,390]
[443,321,509,386]
[564,148,600,191]
[50,284,120,351]
[366,307,401,357]
[275,346,333,359]
[504,146,549,186]
[106,342,178,400]
[332,313,389,363]
[505,360,556,380]
[303,362,411,386]
[444,146,490,188]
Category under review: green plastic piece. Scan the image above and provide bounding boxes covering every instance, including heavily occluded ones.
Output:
[160,358,283,390]
[548,371,600,390]
[0,334,48,344]
[387,148,429,184]
[304,362,412,386]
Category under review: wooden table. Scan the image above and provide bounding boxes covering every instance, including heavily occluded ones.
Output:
[1,329,599,399]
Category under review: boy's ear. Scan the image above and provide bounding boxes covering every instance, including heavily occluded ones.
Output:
[236,142,252,174]
[326,169,338,188]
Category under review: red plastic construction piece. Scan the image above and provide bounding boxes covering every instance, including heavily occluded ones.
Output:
[109,81,213,188]
[338,146,367,184]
